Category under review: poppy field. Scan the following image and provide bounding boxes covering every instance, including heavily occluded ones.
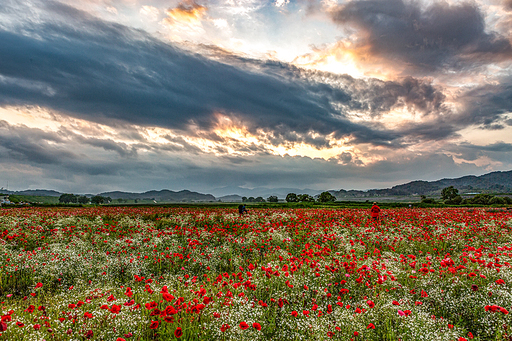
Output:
[0,206,511,340]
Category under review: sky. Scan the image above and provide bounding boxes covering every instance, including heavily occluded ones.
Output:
[0,0,511,195]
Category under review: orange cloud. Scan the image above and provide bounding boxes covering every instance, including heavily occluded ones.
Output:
[292,40,396,80]
[163,2,207,26]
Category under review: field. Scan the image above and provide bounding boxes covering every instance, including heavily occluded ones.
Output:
[0,207,511,340]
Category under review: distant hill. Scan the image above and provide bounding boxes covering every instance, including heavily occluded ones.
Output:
[331,170,512,198]
[98,189,216,202]
[10,189,62,197]
[4,170,511,202]
[217,194,243,202]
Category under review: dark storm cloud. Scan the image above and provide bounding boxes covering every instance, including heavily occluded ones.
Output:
[456,78,512,129]
[446,142,512,164]
[330,0,512,71]
[0,1,466,148]
[0,1,397,147]
[0,121,75,164]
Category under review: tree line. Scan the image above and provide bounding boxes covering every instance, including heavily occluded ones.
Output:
[58,194,112,204]
[241,192,336,203]
[420,186,512,205]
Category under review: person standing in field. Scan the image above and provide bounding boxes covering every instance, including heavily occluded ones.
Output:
[370,202,381,221]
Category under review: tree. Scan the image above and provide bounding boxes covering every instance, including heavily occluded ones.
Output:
[469,194,493,205]
[242,197,248,202]
[255,197,265,202]
[298,194,315,202]
[489,196,505,205]
[286,193,299,202]
[441,186,459,201]
[77,196,89,204]
[267,195,278,203]
[445,195,462,205]
[318,191,336,203]
[91,196,105,204]
[421,197,436,204]
[59,193,77,204]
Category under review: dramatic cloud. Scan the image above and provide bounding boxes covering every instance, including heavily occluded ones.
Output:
[329,0,512,73]
[0,1,452,148]
[456,77,512,129]
[0,0,511,194]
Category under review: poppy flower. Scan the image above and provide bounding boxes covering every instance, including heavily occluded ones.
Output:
[174,327,183,338]
[240,322,249,330]
[110,304,121,314]
[149,321,159,329]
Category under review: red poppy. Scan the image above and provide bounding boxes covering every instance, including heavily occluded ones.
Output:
[240,322,249,330]
[145,302,157,310]
[149,321,159,329]
[174,327,183,338]
[111,304,121,314]
[163,293,174,302]
[253,322,261,330]
[367,300,375,308]
[367,323,375,329]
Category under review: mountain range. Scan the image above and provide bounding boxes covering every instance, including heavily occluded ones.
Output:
[98,190,216,202]
[330,170,512,198]
[2,170,511,201]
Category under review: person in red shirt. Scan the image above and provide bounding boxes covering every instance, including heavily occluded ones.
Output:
[370,202,380,221]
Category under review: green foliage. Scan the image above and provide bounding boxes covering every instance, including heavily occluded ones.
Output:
[77,195,90,204]
[91,195,106,204]
[467,193,494,205]
[318,191,336,202]
[59,193,77,203]
[441,186,459,201]
[285,193,299,202]
[298,194,315,202]
[243,196,265,203]
[267,195,278,202]
[6,195,20,203]
[444,195,462,205]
